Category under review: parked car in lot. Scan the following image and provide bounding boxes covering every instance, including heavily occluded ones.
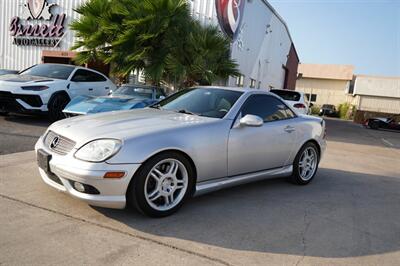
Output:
[35,87,326,217]
[0,69,19,76]
[0,64,116,120]
[365,115,400,131]
[319,104,337,117]
[270,89,309,115]
[63,84,166,117]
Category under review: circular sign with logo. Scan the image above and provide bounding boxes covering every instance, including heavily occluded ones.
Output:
[215,0,245,40]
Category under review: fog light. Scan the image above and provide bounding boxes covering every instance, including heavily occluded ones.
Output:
[74,181,85,192]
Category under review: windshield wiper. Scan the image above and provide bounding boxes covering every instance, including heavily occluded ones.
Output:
[149,104,162,109]
[176,109,198,116]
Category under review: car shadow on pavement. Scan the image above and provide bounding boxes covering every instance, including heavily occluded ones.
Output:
[94,167,400,258]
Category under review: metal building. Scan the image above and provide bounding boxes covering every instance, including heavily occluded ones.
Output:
[1,0,299,89]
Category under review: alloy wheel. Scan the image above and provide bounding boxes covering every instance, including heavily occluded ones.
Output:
[298,147,318,181]
[144,159,188,212]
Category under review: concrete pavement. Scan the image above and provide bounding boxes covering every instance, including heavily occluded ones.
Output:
[1,119,400,265]
[0,114,49,155]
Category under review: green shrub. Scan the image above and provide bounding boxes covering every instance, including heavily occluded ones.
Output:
[310,106,320,115]
[337,103,354,120]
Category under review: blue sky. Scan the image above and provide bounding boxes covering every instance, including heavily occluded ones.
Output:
[269,0,400,77]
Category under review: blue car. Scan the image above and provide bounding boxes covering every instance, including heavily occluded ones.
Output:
[63,84,166,117]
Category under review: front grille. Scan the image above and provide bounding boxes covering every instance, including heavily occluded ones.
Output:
[0,91,43,107]
[44,131,76,155]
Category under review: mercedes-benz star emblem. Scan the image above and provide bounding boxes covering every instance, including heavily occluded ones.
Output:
[50,136,60,149]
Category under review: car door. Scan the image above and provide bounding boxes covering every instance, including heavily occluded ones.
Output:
[69,69,96,97]
[86,70,112,96]
[227,94,298,176]
[69,69,110,97]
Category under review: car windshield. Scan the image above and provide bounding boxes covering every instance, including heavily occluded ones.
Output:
[113,86,154,99]
[322,104,335,109]
[270,90,301,101]
[20,64,75,80]
[156,88,243,119]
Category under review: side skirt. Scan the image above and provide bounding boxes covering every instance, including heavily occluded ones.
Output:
[194,165,293,196]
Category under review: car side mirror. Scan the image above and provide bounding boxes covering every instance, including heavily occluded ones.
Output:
[309,103,314,108]
[240,114,263,127]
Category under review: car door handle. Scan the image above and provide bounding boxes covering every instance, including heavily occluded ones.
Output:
[105,87,109,90]
[284,126,296,133]
[88,88,93,91]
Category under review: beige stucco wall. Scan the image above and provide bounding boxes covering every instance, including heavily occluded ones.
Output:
[295,78,353,106]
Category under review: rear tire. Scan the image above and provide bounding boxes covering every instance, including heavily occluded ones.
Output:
[289,142,320,185]
[48,93,69,121]
[127,152,195,217]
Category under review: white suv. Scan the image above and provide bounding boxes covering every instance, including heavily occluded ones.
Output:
[0,64,116,120]
[270,89,310,115]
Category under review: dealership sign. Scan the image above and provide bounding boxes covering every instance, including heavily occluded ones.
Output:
[215,0,245,39]
[9,0,66,47]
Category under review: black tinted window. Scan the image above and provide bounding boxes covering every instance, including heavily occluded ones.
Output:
[270,90,301,101]
[72,69,106,82]
[241,95,295,122]
[155,88,166,99]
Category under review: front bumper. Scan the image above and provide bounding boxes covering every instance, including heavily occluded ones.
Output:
[0,91,45,113]
[35,135,141,209]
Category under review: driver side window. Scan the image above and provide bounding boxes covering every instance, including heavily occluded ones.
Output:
[241,95,296,122]
[72,69,106,82]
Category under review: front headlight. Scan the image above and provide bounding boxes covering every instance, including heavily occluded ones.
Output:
[21,86,49,91]
[74,139,122,162]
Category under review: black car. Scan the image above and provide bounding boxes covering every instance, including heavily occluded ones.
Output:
[365,115,400,131]
[319,104,337,116]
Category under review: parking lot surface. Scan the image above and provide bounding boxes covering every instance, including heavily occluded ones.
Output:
[0,114,49,155]
[1,116,400,265]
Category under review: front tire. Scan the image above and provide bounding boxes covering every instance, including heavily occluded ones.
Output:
[289,142,320,185]
[48,93,69,121]
[368,120,379,130]
[127,152,195,217]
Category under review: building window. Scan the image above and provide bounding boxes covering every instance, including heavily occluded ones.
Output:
[236,75,244,87]
[250,78,256,88]
[305,93,317,102]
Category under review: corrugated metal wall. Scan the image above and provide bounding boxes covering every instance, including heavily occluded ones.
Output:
[188,0,218,26]
[354,75,400,98]
[190,0,293,89]
[358,95,400,114]
[0,0,87,71]
[1,0,294,90]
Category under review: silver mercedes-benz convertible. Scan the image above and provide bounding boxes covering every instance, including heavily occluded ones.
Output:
[35,87,326,217]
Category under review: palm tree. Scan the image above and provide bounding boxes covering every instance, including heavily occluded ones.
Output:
[166,21,240,87]
[70,0,240,87]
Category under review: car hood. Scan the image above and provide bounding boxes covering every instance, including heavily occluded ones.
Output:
[50,108,218,146]
[0,74,55,83]
[0,74,60,93]
[64,95,155,114]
